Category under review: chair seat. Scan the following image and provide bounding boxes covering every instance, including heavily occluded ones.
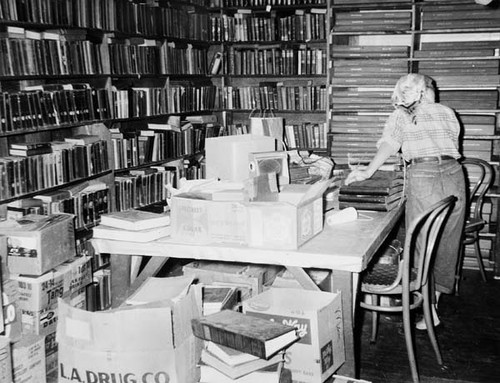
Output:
[361,263,418,293]
[464,217,485,233]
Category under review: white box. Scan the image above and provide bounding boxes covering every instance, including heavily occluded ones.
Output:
[12,334,46,383]
[243,288,345,383]
[0,213,75,275]
[0,335,12,383]
[171,181,330,250]
[205,135,276,182]
[12,265,72,312]
[57,283,202,383]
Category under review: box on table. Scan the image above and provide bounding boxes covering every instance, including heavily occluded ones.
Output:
[171,196,248,245]
[0,214,76,275]
[171,181,330,250]
[57,282,202,383]
[12,333,46,383]
[205,134,276,182]
[243,288,345,383]
[0,335,12,383]
[182,261,283,299]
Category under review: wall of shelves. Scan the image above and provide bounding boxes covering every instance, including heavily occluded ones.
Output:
[208,1,331,152]
[329,0,500,277]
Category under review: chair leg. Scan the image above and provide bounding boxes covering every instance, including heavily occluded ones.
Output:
[473,240,487,282]
[455,243,465,295]
[402,289,419,383]
[370,294,379,344]
[422,283,443,365]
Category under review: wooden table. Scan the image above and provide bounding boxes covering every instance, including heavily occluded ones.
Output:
[92,204,404,378]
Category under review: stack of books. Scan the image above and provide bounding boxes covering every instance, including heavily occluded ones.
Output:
[339,170,404,211]
[192,310,298,383]
[92,209,171,242]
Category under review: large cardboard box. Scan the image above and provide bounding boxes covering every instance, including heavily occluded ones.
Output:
[171,181,330,250]
[21,301,59,337]
[57,281,202,383]
[243,288,345,383]
[12,333,46,383]
[0,214,76,275]
[0,335,12,383]
[171,196,248,245]
[12,265,72,312]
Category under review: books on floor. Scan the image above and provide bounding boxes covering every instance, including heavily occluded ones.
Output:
[99,209,171,231]
[201,342,285,380]
[339,170,404,211]
[191,310,299,359]
[199,358,291,383]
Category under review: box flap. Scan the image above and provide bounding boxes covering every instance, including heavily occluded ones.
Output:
[278,180,331,206]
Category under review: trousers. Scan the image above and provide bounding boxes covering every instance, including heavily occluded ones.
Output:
[406,158,466,294]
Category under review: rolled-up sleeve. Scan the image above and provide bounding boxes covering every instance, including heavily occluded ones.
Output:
[376,111,402,154]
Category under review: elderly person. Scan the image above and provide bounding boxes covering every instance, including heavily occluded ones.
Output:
[345,73,467,329]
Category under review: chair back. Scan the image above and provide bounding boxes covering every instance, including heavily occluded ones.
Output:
[403,196,456,291]
[461,158,494,221]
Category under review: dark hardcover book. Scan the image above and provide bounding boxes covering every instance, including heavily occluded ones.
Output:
[340,170,404,196]
[414,49,495,58]
[191,310,299,360]
[9,146,53,157]
[338,188,403,204]
[339,198,402,212]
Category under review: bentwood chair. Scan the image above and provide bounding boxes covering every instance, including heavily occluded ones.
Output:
[360,196,456,383]
[455,158,493,293]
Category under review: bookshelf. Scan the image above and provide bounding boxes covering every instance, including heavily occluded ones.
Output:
[0,2,219,380]
[208,0,331,153]
[329,0,500,278]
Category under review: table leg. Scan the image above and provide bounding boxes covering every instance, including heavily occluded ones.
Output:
[330,270,356,378]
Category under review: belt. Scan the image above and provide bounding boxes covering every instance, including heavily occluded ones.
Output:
[411,155,455,164]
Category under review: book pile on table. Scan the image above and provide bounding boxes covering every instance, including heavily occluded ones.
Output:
[92,208,171,242]
[192,310,298,383]
[339,170,404,211]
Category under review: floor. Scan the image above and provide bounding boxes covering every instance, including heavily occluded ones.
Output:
[356,269,500,383]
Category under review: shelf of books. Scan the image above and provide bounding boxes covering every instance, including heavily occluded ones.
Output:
[329,0,500,277]
[208,0,331,153]
[414,0,500,278]
[0,2,221,381]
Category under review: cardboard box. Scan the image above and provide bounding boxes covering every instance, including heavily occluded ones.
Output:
[57,281,202,383]
[243,288,345,383]
[182,261,283,299]
[205,135,276,182]
[2,278,23,343]
[21,301,59,337]
[171,196,248,245]
[12,264,72,312]
[171,181,330,250]
[12,333,46,383]
[0,335,12,383]
[45,331,58,376]
[0,214,76,275]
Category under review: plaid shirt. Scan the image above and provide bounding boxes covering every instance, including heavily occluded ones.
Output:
[379,101,461,162]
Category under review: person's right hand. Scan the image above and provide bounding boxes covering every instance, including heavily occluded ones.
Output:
[345,169,371,185]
